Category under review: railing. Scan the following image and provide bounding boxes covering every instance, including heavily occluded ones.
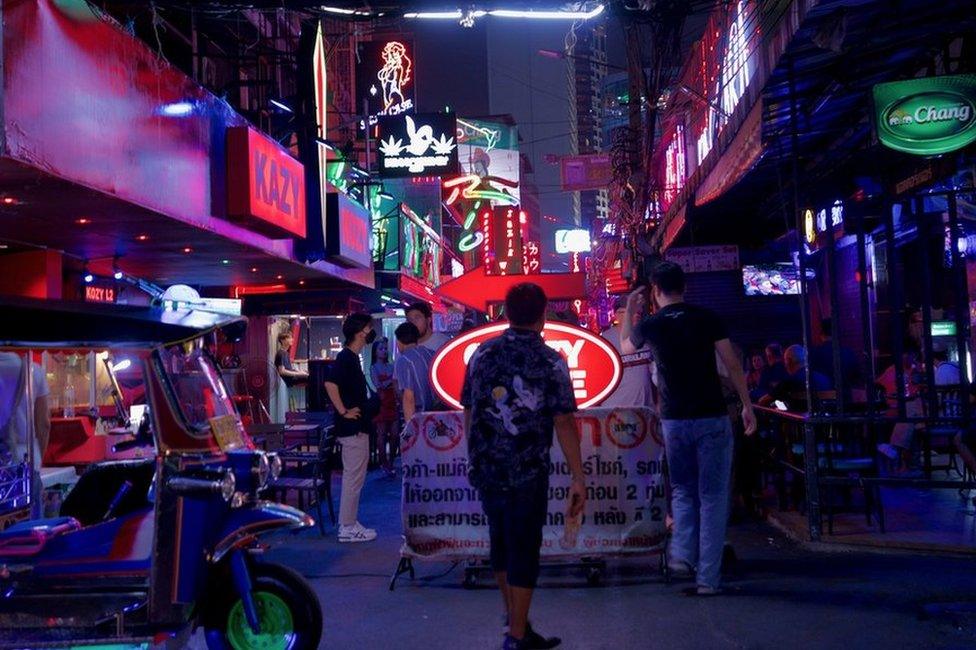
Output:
[754,404,976,541]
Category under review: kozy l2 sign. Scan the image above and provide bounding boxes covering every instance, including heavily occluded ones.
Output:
[227,126,306,238]
[874,74,976,156]
[377,113,459,177]
[430,322,622,410]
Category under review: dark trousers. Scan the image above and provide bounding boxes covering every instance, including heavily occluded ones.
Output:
[480,478,549,589]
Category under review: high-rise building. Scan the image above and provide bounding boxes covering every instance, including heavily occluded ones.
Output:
[568,23,608,228]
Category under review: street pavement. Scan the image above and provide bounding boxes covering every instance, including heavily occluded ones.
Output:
[202,469,976,649]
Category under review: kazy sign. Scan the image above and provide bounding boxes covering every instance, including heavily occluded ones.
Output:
[874,74,976,156]
[377,113,458,178]
[227,126,306,238]
[430,322,622,410]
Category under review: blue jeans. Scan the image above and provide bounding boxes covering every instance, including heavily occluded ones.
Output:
[662,416,733,589]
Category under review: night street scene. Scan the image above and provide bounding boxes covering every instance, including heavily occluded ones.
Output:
[2,0,976,648]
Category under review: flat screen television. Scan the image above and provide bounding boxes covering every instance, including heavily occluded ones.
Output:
[742,263,800,296]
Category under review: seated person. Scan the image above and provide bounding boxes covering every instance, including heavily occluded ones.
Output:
[750,343,789,401]
[876,352,924,472]
[757,345,830,409]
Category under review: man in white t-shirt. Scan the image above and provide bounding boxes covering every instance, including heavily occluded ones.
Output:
[601,298,654,409]
[406,301,450,352]
[0,352,51,517]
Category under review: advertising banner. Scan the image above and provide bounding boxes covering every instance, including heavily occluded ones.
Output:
[873,74,976,156]
[400,407,667,560]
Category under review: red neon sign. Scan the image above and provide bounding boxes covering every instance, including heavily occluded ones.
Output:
[430,322,622,410]
[84,285,116,304]
[523,240,541,275]
[227,126,306,239]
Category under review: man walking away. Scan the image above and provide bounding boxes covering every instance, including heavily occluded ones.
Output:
[462,283,586,649]
[623,262,756,595]
[325,313,378,543]
[393,322,439,420]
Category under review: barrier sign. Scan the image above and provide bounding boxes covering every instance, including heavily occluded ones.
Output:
[399,407,666,560]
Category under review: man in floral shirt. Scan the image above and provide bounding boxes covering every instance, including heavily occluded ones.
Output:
[461,283,586,650]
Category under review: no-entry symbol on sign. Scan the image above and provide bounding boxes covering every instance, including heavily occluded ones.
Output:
[430,322,622,410]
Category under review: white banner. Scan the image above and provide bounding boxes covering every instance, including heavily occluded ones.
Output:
[399,407,666,560]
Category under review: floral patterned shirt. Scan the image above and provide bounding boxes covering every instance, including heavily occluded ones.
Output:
[460,328,577,492]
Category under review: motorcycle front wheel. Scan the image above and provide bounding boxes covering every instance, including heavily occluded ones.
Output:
[204,561,322,650]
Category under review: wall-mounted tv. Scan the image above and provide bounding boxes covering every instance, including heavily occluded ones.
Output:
[743,263,800,296]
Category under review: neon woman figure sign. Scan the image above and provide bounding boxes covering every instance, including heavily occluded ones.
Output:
[377,41,413,114]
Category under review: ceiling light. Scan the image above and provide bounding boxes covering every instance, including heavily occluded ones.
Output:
[136,234,149,242]
[83,263,94,284]
[489,5,605,19]
[75,217,91,225]
[320,5,373,16]
[182,247,193,253]
[221,259,231,265]
[113,258,123,280]
[404,10,465,19]
[2,197,15,205]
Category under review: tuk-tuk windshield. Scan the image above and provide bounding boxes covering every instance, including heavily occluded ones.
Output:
[161,346,236,433]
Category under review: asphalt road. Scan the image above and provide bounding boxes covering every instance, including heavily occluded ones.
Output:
[237,470,976,650]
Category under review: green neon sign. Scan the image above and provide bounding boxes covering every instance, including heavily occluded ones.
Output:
[874,74,976,156]
[931,320,957,337]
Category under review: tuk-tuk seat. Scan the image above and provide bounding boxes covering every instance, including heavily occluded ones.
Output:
[0,517,80,557]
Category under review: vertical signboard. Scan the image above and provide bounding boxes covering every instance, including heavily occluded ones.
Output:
[298,19,329,261]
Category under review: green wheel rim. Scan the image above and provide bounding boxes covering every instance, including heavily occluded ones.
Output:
[226,591,297,650]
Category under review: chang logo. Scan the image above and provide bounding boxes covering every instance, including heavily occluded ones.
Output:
[877,85,976,155]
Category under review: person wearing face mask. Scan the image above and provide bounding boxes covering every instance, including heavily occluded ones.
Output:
[370,337,398,477]
[325,312,378,543]
[622,262,756,596]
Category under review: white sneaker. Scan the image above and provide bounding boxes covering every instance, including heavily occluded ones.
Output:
[338,522,377,543]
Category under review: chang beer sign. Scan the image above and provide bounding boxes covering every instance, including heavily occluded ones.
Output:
[874,75,976,156]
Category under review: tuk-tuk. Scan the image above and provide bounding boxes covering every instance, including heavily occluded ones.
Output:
[0,297,322,649]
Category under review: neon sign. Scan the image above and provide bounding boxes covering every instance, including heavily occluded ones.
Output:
[663,124,686,207]
[523,240,541,275]
[85,284,116,304]
[357,40,416,119]
[377,113,458,177]
[720,0,751,120]
[443,174,519,206]
[312,22,327,139]
[493,207,523,275]
[377,42,413,114]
